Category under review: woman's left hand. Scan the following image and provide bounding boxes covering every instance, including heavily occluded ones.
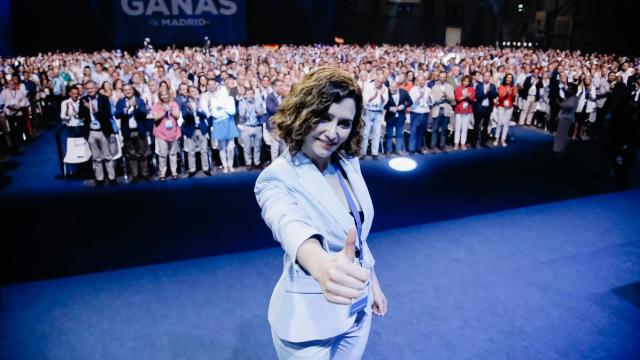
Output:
[371,272,387,316]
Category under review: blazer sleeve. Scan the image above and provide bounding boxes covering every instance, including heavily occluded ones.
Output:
[475,84,486,101]
[383,94,392,111]
[402,89,413,107]
[454,87,464,102]
[113,99,127,120]
[468,87,476,102]
[98,96,112,121]
[255,166,325,262]
[78,97,89,121]
[266,94,279,116]
[135,98,148,119]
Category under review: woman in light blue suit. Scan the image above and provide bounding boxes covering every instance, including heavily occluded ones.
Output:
[255,67,388,359]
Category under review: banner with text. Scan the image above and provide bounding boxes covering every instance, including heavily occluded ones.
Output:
[113,0,246,47]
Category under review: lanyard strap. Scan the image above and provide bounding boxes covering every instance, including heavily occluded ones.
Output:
[333,162,364,265]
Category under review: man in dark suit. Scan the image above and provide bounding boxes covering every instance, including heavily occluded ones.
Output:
[180,85,211,177]
[548,63,565,132]
[384,81,413,156]
[473,71,498,147]
[114,84,150,182]
[79,80,117,186]
[265,79,286,162]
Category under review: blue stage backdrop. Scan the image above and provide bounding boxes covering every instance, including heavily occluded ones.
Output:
[112,0,246,47]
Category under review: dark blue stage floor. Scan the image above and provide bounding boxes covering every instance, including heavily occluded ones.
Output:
[3,126,634,284]
[2,190,639,359]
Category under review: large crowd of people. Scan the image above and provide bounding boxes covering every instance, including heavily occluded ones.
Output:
[0,44,638,186]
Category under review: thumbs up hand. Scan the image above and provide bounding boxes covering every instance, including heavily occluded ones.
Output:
[316,228,369,305]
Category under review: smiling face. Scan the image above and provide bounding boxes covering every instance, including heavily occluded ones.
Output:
[301,97,356,164]
[123,84,134,98]
[85,81,97,97]
[159,89,170,103]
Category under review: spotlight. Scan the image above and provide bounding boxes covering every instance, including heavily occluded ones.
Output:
[388,157,417,172]
[517,42,521,47]
[506,42,511,46]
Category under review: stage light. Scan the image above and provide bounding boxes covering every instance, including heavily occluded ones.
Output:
[517,42,521,47]
[517,3,525,13]
[388,157,417,172]
[506,42,511,46]
[528,42,533,47]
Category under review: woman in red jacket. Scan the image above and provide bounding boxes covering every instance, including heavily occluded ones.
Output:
[453,75,476,150]
[494,73,517,147]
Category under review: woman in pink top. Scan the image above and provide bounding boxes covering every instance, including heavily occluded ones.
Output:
[152,88,182,181]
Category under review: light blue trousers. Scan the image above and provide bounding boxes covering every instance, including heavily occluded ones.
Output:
[271,311,372,359]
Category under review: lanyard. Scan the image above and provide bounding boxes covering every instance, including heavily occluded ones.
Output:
[333,161,364,265]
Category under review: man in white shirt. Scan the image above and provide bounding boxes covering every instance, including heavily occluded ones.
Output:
[238,88,264,170]
[409,75,431,154]
[0,74,30,155]
[60,85,83,132]
[92,62,111,87]
[519,67,541,126]
[360,74,388,159]
[60,85,91,174]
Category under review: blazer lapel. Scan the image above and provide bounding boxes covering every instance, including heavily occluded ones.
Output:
[291,151,355,234]
[337,154,373,238]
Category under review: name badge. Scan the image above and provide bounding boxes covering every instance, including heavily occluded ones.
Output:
[165,119,173,129]
[482,99,489,107]
[462,102,468,109]
[349,281,369,317]
[504,99,510,108]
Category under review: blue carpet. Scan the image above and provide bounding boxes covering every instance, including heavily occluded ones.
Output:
[2,190,639,359]
[5,126,633,284]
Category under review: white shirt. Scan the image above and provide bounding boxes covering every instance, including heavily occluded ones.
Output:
[60,98,82,127]
[87,96,101,129]
[391,92,400,117]
[362,83,388,111]
[409,85,431,114]
[199,90,236,120]
[0,87,29,116]
[92,72,111,87]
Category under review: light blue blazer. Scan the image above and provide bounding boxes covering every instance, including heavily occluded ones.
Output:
[254,148,376,342]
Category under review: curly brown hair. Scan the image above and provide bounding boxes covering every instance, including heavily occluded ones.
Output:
[271,66,364,158]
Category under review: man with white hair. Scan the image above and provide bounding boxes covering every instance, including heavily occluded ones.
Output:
[408,74,431,154]
[360,74,388,159]
[79,80,117,186]
[384,80,413,156]
[429,72,455,152]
